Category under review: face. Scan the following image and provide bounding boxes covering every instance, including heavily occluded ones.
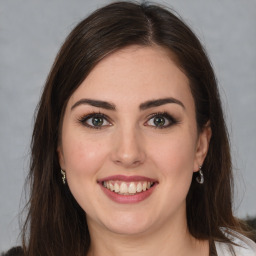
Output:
[58,46,211,236]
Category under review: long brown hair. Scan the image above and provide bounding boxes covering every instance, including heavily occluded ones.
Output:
[22,1,250,255]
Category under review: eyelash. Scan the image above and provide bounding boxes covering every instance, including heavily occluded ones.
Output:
[78,112,111,130]
[145,112,179,129]
[77,111,178,129]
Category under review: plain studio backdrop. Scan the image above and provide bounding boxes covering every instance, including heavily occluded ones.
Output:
[0,0,255,251]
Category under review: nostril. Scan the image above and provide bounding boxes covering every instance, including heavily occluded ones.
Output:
[111,138,146,167]
[113,158,143,168]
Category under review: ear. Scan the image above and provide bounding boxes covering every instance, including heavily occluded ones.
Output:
[193,122,212,172]
[57,145,66,170]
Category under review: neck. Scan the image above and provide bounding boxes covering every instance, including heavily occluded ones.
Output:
[86,213,209,256]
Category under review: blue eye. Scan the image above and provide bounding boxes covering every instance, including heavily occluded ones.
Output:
[146,112,177,128]
[79,113,111,129]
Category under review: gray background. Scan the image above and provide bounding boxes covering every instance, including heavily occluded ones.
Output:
[0,0,255,251]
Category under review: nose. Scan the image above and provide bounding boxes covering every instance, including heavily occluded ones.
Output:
[110,127,146,169]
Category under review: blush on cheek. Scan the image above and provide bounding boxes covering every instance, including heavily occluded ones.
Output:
[65,147,105,179]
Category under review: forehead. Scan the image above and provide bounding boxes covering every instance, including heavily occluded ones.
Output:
[68,45,193,109]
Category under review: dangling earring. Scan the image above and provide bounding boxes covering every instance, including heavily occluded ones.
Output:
[196,166,204,184]
[61,169,66,184]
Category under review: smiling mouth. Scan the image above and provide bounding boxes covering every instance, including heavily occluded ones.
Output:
[102,180,155,195]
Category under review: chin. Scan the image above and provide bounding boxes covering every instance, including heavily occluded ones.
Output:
[101,211,154,235]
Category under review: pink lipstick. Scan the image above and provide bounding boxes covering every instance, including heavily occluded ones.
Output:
[98,175,158,204]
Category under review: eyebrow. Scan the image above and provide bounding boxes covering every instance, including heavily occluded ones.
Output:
[71,97,185,111]
[139,97,185,110]
[71,99,116,110]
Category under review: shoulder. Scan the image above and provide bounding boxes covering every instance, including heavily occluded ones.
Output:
[215,229,256,256]
[1,247,24,256]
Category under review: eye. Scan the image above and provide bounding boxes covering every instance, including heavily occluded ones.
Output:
[145,112,177,128]
[78,113,111,129]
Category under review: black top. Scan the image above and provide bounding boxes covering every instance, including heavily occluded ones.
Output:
[1,247,24,256]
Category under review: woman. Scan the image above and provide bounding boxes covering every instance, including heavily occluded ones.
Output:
[3,1,256,256]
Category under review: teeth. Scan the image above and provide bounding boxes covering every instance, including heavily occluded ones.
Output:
[103,180,154,195]
[114,183,120,193]
[128,182,136,194]
[120,182,128,193]
[142,182,147,191]
[109,183,114,191]
[137,182,142,192]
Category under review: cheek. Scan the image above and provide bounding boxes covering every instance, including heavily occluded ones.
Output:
[149,131,197,172]
[148,129,197,202]
[62,134,107,179]
[62,136,109,211]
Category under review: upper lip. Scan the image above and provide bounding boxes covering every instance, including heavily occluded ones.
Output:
[97,175,157,183]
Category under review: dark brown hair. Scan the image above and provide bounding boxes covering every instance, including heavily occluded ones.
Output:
[22,1,250,255]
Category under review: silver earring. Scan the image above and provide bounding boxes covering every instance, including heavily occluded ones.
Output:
[61,169,66,184]
[196,166,204,184]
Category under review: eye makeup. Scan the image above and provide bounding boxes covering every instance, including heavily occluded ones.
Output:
[76,110,180,130]
[145,111,180,129]
[77,112,112,129]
